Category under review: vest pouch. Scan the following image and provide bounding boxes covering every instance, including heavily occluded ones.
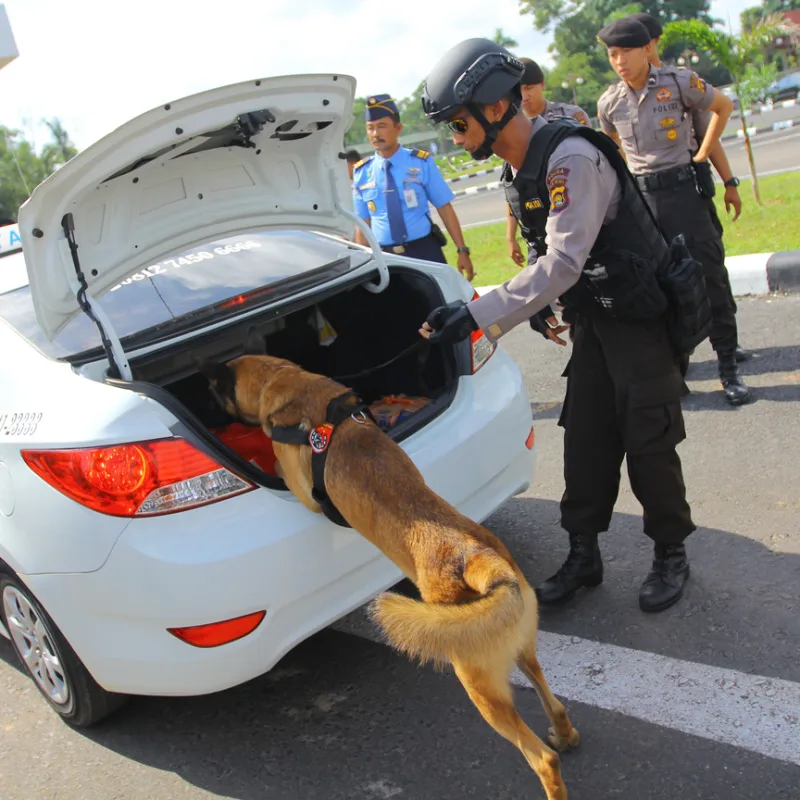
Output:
[581,249,668,321]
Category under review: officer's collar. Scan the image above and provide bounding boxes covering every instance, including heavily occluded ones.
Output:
[373,146,404,167]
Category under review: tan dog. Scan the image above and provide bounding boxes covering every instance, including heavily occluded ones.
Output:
[202,353,580,800]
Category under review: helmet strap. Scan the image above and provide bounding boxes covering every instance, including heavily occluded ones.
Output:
[467,99,520,160]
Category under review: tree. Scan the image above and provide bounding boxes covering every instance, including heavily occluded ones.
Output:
[492,27,520,48]
[660,15,796,204]
[0,119,78,221]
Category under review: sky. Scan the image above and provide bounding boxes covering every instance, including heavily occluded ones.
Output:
[1,0,755,153]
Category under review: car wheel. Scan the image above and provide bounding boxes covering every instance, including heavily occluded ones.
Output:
[0,572,127,727]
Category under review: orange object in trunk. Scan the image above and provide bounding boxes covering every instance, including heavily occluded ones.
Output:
[213,423,277,475]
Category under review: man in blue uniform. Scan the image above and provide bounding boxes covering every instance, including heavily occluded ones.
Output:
[352,94,475,280]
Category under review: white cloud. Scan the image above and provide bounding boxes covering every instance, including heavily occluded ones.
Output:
[0,0,551,150]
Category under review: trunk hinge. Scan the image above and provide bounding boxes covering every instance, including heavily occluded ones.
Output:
[329,168,390,294]
[61,213,133,381]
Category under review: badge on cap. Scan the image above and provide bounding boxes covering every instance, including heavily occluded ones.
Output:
[656,88,671,102]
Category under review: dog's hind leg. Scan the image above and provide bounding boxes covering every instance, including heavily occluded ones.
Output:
[453,661,569,800]
[517,646,580,753]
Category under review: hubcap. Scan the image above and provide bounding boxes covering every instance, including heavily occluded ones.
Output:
[2,586,70,706]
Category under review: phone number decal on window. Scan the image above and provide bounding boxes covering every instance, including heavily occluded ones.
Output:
[109,240,262,292]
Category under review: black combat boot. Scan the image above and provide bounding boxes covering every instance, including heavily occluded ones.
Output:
[639,543,690,613]
[718,350,751,405]
[536,533,603,606]
[735,345,751,362]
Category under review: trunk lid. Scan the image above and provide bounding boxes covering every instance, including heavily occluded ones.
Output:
[17,74,388,351]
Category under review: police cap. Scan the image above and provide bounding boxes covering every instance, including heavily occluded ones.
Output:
[628,12,663,40]
[597,18,652,48]
[519,58,544,86]
[365,94,400,122]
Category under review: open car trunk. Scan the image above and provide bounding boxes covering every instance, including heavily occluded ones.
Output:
[125,267,470,488]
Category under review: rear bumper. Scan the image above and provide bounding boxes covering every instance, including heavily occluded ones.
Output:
[21,348,534,696]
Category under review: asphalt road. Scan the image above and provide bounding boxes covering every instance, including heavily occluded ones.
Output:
[447,124,800,205]
[3,296,800,799]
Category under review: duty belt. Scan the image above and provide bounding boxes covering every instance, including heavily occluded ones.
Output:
[382,232,433,255]
[635,164,695,193]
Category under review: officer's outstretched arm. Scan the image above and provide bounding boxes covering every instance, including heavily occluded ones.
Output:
[467,151,615,341]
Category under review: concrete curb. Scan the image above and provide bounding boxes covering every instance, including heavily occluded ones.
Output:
[473,250,800,297]
[453,180,502,199]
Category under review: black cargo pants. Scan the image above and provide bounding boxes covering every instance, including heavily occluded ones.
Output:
[558,312,696,545]
[642,183,738,354]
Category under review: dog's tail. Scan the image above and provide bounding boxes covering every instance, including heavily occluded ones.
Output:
[368,550,524,666]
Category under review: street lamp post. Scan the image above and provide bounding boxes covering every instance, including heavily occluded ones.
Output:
[561,74,585,105]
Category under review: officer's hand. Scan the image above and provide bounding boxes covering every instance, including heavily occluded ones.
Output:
[724,186,742,222]
[457,251,475,282]
[508,238,524,267]
[419,300,479,344]
[692,151,709,164]
[529,309,570,346]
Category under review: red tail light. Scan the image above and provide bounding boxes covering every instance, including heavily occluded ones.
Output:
[470,290,497,373]
[168,610,267,648]
[21,439,255,517]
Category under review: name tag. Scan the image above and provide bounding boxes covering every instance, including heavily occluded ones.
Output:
[404,188,419,209]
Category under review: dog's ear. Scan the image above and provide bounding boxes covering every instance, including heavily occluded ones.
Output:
[243,327,267,356]
[196,359,236,395]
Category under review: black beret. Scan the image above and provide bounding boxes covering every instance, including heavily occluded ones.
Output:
[519,57,544,86]
[597,18,652,48]
[628,12,663,39]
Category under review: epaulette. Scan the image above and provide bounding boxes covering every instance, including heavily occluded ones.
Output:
[353,155,373,170]
[410,148,430,160]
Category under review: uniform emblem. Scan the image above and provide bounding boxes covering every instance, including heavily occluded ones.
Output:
[407,167,421,174]
[525,199,544,210]
[667,129,678,140]
[689,72,707,92]
[309,423,334,454]
[656,88,671,102]
[367,200,377,212]
[359,181,376,190]
[660,117,677,128]
[546,167,571,214]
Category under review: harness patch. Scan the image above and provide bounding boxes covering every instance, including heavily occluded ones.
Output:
[309,423,334,454]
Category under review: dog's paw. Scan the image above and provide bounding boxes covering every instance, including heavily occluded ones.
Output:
[547,726,580,751]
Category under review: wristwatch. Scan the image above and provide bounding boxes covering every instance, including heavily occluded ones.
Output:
[724,177,740,188]
[456,246,471,255]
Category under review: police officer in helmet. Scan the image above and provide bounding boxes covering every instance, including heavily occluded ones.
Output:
[418,38,698,613]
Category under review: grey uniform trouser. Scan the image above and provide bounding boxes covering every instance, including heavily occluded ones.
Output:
[642,182,739,355]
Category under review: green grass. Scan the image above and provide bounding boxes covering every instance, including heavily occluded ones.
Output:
[444,171,800,288]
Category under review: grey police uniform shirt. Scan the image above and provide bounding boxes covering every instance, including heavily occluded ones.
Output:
[469,116,621,342]
[596,64,715,175]
[542,98,591,126]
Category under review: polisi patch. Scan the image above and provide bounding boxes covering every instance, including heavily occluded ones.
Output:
[656,88,672,102]
[309,423,334,454]
[525,198,544,210]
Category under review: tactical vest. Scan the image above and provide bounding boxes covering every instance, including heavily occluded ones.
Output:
[503,118,670,321]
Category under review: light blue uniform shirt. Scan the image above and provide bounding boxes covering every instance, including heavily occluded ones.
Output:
[352,146,455,246]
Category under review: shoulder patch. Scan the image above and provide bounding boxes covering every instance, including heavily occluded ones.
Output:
[410,148,430,160]
[353,155,373,170]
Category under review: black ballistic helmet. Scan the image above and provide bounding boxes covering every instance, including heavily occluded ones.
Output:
[421,38,525,160]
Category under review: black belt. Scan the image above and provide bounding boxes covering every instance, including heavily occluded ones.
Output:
[270,392,376,528]
[635,164,695,193]
[381,232,435,255]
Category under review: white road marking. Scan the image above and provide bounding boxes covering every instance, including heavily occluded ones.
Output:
[333,616,800,766]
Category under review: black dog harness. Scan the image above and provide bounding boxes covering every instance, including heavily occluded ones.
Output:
[270,392,375,528]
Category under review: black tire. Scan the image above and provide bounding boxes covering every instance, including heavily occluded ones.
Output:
[0,572,128,727]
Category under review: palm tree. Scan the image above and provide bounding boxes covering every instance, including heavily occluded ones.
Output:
[661,15,798,204]
[41,118,77,172]
[492,28,519,49]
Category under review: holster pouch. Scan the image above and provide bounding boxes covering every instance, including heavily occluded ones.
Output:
[692,159,716,199]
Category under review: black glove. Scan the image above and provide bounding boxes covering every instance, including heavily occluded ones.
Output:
[425,300,479,345]
[529,307,554,339]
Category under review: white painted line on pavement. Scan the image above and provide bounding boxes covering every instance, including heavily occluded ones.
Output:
[332,617,800,766]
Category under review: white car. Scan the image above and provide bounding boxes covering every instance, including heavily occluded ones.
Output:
[0,74,535,727]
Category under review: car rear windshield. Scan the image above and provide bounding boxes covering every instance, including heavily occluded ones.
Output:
[0,230,371,360]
